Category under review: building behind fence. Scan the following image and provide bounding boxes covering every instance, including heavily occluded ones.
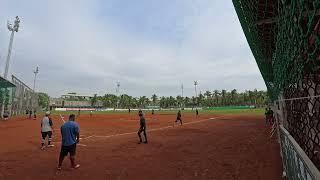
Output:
[233,0,320,179]
[10,75,38,116]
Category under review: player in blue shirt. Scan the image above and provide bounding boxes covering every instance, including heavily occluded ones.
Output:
[57,114,80,170]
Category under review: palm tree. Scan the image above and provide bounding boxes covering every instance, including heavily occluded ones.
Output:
[204,91,212,99]
[213,90,220,106]
[168,96,176,108]
[138,96,149,108]
[221,89,227,106]
[184,97,190,107]
[91,94,98,107]
[151,94,158,106]
[176,95,183,108]
[198,93,205,106]
[159,96,167,108]
[231,89,237,105]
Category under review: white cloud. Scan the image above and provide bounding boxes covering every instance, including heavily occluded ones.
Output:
[0,0,266,98]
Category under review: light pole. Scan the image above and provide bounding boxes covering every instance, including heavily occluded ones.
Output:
[194,81,198,98]
[181,84,184,98]
[181,84,184,109]
[32,66,39,111]
[1,16,20,118]
[4,16,20,79]
[116,82,120,108]
[194,81,198,108]
[33,66,39,92]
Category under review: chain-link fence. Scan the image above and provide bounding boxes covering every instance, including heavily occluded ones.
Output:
[233,0,320,178]
[0,76,15,118]
[11,75,38,116]
[281,81,320,170]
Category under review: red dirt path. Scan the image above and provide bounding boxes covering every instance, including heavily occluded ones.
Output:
[0,113,282,180]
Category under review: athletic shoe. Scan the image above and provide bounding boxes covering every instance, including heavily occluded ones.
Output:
[57,167,62,171]
[73,164,80,169]
[41,146,46,150]
[144,141,148,144]
[47,144,55,147]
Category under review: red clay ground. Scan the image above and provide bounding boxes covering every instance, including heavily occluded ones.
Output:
[0,112,282,180]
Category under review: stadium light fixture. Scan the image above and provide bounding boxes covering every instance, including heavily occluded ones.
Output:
[32,66,39,111]
[1,16,20,118]
[194,81,198,98]
[4,16,20,79]
[33,66,39,92]
[194,81,198,107]
[116,81,120,108]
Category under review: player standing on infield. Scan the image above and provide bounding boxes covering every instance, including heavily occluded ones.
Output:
[57,114,80,170]
[175,110,183,126]
[41,111,54,150]
[137,110,148,144]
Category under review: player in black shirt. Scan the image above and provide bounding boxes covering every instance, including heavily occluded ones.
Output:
[137,110,148,144]
[175,110,183,125]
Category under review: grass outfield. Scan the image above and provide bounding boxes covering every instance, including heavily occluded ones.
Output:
[49,108,264,116]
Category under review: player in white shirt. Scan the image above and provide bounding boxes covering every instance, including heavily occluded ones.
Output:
[41,111,54,150]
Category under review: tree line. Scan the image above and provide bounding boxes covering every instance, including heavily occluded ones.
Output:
[89,89,269,109]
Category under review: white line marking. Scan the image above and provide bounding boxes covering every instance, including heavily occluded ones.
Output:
[59,114,65,123]
[82,117,217,141]
[77,143,87,147]
[81,135,95,140]
[52,141,87,147]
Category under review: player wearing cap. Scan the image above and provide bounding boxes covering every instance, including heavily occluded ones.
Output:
[41,111,54,150]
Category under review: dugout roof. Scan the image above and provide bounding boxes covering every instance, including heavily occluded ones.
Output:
[0,76,16,88]
[232,0,278,93]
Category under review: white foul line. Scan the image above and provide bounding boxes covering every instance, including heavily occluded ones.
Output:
[81,117,217,141]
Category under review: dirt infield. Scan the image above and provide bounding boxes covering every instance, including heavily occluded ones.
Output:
[0,112,282,180]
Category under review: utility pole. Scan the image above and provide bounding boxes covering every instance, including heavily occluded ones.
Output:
[1,16,20,118]
[194,81,198,98]
[33,66,39,93]
[181,84,184,98]
[181,84,184,109]
[32,66,39,111]
[4,16,20,79]
[194,81,198,108]
[116,82,120,108]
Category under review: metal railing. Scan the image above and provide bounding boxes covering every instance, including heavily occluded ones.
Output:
[279,125,320,180]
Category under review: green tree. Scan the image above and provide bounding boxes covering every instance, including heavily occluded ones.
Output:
[38,92,50,110]
[221,89,227,106]
[231,89,237,105]
[213,90,220,106]
[91,94,98,107]
[151,94,158,106]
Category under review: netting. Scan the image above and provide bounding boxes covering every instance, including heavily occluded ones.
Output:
[273,0,320,97]
[233,0,320,173]
[274,0,320,170]
[11,75,38,116]
[0,76,15,117]
[233,0,277,99]
[281,78,320,170]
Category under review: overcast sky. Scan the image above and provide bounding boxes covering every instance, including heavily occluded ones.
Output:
[0,0,266,97]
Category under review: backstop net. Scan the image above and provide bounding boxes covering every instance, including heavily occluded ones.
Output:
[233,0,320,179]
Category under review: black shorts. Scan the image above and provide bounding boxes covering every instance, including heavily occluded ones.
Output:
[41,131,52,139]
[60,143,77,157]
